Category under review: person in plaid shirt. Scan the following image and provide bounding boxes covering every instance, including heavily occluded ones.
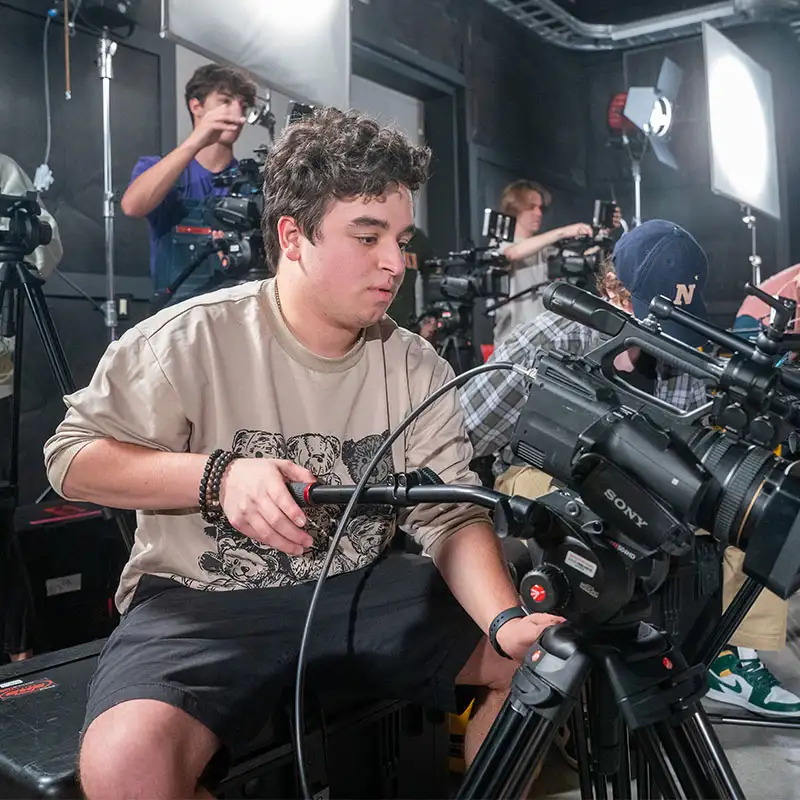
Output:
[461,219,800,722]
[462,219,709,478]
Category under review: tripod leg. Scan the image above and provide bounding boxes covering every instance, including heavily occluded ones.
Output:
[571,699,594,800]
[653,720,715,798]
[679,709,746,800]
[457,690,562,800]
[17,265,75,394]
[610,724,631,800]
[693,578,763,668]
[457,625,592,800]
[635,710,744,800]
[635,728,684,799]
[632,731,655,800]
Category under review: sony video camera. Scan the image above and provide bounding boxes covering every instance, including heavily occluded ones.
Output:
[507,280,800,626]
[547,200,620,290]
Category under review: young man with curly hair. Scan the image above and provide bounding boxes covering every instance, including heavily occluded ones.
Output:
[121,63,257,299]
[44,108,560,800]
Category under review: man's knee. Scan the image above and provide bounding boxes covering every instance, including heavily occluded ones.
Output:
[79,699,219,800]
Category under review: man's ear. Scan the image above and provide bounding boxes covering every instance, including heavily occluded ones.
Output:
[277,216,303,262]
[188,97,203,124]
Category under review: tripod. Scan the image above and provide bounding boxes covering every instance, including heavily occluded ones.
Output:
[0,247,134,653]
[437,328,481,375]
[457,593,745,800]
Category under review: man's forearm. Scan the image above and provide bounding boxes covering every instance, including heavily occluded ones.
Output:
[61,438,206,510]
[120,142,198,218]
[505,228,565,263]
[434,522,520,633]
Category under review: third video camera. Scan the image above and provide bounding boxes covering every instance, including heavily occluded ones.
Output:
[547,199,619,290]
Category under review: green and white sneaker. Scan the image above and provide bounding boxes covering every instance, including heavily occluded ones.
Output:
[707,646,800,717]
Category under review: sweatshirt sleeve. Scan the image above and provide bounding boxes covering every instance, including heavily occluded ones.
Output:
[43,325,191,498]
[398,340,493,560]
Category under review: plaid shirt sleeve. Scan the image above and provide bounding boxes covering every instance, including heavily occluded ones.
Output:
[459,313,600,460]
[654,367,708,411]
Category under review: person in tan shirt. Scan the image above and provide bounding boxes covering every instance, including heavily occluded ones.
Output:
[44,108,561,800]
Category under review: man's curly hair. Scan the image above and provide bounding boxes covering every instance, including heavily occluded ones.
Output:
[261,108,431,269]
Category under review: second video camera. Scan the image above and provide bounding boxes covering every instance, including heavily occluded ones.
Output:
[422,209,514,303]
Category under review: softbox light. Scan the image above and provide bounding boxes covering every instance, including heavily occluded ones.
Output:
[703,23,780,221]
[161,0,350,110]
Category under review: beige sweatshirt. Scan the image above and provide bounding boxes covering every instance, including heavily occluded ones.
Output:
[44,279,489,611]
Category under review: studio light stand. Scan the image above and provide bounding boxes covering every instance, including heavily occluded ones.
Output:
[98,28,118,341]
[622,139,644,228]
[741,206,762,287]
[71,1,139,341]
[620,57,683,228]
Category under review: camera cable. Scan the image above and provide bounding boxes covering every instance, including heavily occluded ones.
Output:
[293,359,531,798]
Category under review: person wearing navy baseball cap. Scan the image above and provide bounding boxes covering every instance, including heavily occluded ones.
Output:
[610,219,709,348]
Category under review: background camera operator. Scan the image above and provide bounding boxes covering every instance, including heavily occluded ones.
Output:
[0,153,63,664]
[120,64,257,302]
[492,179,593,345]
[461,219,800,718]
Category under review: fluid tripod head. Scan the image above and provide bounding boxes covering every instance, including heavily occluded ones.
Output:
[0,192,52,261]
[286,471,645,627]
[509,281,800,602]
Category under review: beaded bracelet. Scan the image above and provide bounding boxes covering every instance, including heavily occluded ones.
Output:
[199,449,239,524]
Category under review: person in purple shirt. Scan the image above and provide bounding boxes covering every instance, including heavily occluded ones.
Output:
[121,64,257,301]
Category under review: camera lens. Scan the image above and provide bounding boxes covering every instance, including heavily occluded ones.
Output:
[686,428,785,547]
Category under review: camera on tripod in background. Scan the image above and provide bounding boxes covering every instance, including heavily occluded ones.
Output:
[546,199,619,291]
[508,280,800,629]
[210,155,267,277]
[423,209,514,304]
[415,209,514,372]
[0,193,52,260]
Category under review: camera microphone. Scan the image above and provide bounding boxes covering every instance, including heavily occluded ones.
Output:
[542,282,628,337]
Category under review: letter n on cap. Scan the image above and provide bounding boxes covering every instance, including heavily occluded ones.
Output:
[675,283,696,306]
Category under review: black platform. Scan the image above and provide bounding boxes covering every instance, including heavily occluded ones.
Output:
[0,640,450,799]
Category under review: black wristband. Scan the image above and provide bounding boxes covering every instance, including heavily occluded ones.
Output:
[488,606,528,660]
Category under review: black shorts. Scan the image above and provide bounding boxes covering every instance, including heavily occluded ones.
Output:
[84,552,483,766]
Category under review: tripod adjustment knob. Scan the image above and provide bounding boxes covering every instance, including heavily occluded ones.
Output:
[520,566,569,614]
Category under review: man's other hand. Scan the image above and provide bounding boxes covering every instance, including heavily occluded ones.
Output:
[219,458,317,555]
[559,223,593,241]
[495,613,565,662]
[187,103,246,151]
